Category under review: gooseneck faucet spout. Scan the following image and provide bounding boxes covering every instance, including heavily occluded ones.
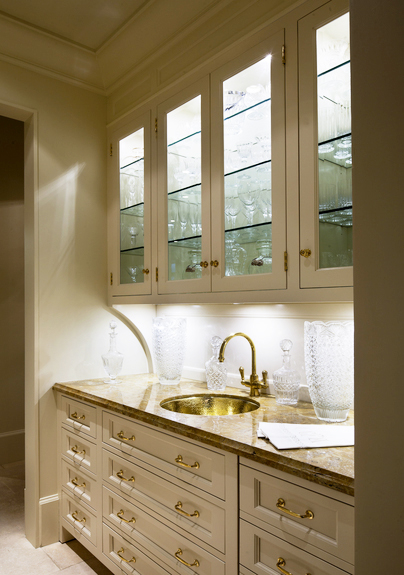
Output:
[219,332,268,397]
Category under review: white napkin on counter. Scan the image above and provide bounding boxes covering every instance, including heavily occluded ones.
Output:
[257,422,354,450]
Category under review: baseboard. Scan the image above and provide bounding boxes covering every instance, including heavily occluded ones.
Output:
[0,429,24,464]
[39,493,59,546]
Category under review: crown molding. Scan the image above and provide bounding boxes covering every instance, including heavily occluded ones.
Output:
[0,13,105,93]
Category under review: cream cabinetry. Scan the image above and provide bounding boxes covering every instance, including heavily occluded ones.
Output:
[57,394,238,575]
[107,0,352,305]
[239,458,354,575]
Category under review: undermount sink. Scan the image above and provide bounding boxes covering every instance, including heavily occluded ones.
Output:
[160,393,260,416]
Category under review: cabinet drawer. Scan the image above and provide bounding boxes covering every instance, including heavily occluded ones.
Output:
[61,395,97,438]
[103,489,225,575]
[103,523,172,575]
[240,464,354,565]
[103,466,225,554]
[61,491,97,547]
[240,519,350,575]
[61,427,97,477]
[103,411,226,499]
[61,459,98,510]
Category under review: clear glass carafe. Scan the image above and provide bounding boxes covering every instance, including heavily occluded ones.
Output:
[272,339,300,405]
[101,322,124,384]
[152,317,187,385]
[205,336,227,391]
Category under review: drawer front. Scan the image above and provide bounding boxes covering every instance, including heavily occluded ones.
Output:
[102,492,225,575]
[240,464,354,565]
[61,395,97,438]
[102,470,225,554]
[103,411,225,499]
[61,491,97,547]
[103,523,172,575]
[61,427,97,477]
[240,519,349,575]
[61,459,98,510]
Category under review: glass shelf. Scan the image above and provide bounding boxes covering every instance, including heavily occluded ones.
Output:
[318,133,352,168]
[121,246,145,254]
[120,202,144,217]
[121,156,144,170]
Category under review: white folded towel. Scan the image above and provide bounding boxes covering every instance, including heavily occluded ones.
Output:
[258,422,354,450]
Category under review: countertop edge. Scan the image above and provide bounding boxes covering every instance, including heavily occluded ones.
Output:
[53,382,354,497]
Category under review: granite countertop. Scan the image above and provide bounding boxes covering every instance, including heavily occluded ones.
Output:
[53,374,354,497]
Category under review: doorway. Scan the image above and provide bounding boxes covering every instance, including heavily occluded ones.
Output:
[0,115,25,464]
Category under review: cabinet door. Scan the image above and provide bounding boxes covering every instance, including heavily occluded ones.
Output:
[299,0,352,288]
[108,111,152,296]
[210,30,287,292]
[157,78,211,294]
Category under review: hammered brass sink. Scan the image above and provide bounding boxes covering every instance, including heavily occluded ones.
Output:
[160,394,260,416]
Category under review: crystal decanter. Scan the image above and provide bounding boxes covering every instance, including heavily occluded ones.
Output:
[102,322,124,384]
[272,339,300,405]
[205,336,227,391]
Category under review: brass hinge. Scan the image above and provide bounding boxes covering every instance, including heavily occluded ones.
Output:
[284,252,288,272]
[155,267,159,282]
[109,143,113,157]
[282,45,286,65]
[154,118,158,133]
[110,272,113,285]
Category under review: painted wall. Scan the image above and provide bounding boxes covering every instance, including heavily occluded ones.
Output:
[0,60,151,545]
[351,0,404,572]
[0,116,25,464]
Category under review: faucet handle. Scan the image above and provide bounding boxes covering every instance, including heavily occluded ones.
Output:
[239,366,245,381]
[262,370,268,385]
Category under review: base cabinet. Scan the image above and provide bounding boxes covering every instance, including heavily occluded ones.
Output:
[57,394,354,575]
[57,394,238,575]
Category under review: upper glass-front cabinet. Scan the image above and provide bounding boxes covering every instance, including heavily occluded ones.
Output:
[157,78,211,294]
[299,0,352,288]
[108,111,152,296]
[211,30,286,292]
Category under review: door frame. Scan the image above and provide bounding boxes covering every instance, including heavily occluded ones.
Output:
[0,99,39,547]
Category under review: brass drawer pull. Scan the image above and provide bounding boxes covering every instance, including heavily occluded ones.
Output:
[175,501,200,518]
[71,477,86,488]
[210,260,219,267]
[117,430,136,442]
[299,249,312,258]
[174,548,200,568]
[71,412,85,421]
[117,547,136,564]
[142,268,149,275]
[277,557,311,575]
[71,445,86,456]
[71,511,86,523]
[175,455,200,469]
[117,509,136,524]
[116,470,135,482]
[276,498,314,520]
[200,261,209,268]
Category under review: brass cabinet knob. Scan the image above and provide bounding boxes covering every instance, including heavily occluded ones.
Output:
[200,261,209,268]
[142,268,149,274]
[300,249,312,258]
[210,260,219,267]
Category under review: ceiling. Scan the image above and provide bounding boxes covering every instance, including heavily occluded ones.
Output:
[0,0,152,51]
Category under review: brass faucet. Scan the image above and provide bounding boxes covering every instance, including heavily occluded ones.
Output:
[218,332,268,397]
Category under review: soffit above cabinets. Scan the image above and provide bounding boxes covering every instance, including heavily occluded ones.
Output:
[0,0,231,93]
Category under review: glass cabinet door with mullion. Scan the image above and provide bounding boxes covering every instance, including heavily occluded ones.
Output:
[299,0,352,288]
[109,110,152,296]
[210,30,287,292]
[157,78,211,294]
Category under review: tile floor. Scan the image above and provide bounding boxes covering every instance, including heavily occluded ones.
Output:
[0,461,113,575]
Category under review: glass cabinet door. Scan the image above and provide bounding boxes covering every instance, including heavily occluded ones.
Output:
[299,0,352,288]
[108,111,151,296]
[211,30,286,292]
[157,78,211,294]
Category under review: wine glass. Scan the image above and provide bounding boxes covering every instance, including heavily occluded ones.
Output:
[127,266,137,283]
[178,200,189,238]
[224,196,241,229]
[238,184,259,226]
